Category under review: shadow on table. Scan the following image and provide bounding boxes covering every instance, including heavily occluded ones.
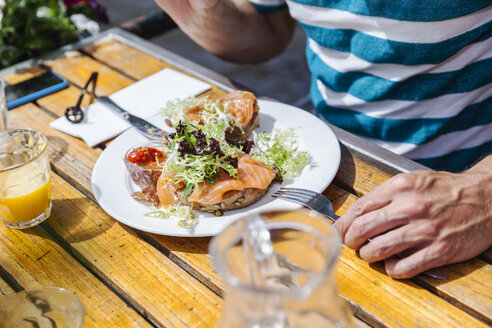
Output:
[40,197,116,243]
[137,232,211,255]
[321,142,356,217]
[332,143,357,196]
[365,255,486,286]
[47,136,69,165]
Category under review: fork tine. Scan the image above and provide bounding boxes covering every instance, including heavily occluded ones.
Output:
[272,194,309,207]
[273,190,311,202]
[278,187,320,197]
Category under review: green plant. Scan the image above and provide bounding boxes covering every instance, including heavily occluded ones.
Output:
[0,0,78,69]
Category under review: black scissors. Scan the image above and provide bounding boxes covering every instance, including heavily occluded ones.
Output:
[64,72,98,123]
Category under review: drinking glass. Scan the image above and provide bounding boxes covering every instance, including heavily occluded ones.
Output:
[210,209,355,328]
[0,79,7,130]
[0,287,85,328]
[0,129,51,229]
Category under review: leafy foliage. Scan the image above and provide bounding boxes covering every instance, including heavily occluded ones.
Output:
[0,0,78,69]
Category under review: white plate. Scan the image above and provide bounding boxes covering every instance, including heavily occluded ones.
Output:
[92,100,340,237]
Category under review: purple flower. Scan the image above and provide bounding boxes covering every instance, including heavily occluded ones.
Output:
[63,0,90,7]
[89,0,109,24]
[63,0,109,24]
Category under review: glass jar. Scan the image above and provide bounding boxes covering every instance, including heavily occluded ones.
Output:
[210,209,354,328]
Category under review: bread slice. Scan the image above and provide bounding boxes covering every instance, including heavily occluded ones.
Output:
[179,186,270,213]
[177,153,277,214]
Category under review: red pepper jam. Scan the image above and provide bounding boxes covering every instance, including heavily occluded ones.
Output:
[126,147,165,168]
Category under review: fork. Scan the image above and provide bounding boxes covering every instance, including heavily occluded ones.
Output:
[272,187,339,221]
[272,187,448,280]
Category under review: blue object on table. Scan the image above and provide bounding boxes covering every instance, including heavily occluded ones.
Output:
[5,71,68,110]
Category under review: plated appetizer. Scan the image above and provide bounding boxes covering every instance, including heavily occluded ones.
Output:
[123,91,310,227]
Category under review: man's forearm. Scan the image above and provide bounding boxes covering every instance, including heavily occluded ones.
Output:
[154,0,296,64]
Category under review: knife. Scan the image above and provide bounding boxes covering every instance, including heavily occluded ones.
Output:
[98,96,167,140]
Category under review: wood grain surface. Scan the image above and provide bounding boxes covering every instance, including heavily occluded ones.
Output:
[0,277,15,298]
[0,198,152,327]
[2,66,46,84]
[1,35,490,328]
[80,38,492,326]
[6,104,222,327]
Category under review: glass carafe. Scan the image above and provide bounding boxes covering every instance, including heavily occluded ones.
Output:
[210,209,354,328]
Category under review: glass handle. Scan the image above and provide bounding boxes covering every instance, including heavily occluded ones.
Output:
[0,79,7,131]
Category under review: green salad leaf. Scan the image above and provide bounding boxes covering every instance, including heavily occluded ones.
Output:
[251,128,311,179]
[162,96,240,134]
[162,97,205,123]
[145,205,196,228]
[162,120,241,194]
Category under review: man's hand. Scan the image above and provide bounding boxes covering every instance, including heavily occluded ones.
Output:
[334,156,492,279]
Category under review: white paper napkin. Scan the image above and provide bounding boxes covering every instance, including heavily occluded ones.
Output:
[50,68,211,147]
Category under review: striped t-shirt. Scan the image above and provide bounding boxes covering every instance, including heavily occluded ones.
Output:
[249,0,492,172]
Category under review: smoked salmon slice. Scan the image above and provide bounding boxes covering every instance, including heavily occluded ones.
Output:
[187,154,275,205]
[188,170,244,205]
[218,90,256,129]
[157,174,185,208]
[237,153,275,190]
[184,91,257,129]
[184,105,204,124]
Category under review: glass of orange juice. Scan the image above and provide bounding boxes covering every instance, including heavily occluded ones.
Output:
[0,128,51,229]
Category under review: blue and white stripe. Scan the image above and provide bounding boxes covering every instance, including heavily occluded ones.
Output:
[249,0,287,12]
[250,0,492,171]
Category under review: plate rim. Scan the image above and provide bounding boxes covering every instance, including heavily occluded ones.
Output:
[91,99,341,237]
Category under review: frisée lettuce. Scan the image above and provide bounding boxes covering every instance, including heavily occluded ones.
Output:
[162,120,241,194]
[145,205,196,229]
[162,96,240,134]
[251,129,311,179]
[137,96,312,229]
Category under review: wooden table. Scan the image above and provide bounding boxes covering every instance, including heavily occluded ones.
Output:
[0,28,490,328]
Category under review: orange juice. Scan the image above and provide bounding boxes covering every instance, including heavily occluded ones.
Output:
[0,179,51,223]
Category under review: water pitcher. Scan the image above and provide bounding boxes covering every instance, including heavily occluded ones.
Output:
[210,209,354,328]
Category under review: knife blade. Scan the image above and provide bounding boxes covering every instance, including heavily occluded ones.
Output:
[98,96,167,140]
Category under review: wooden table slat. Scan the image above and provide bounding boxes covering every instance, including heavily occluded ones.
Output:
[82,39,228,101]
[418,259,492,324]
[0,205,152,327]
[11,98,489,326]
[2,66,46,85]
[0,276,15,298]
[2,33,490,327]
[46,174,221,327]
[31,42,492,326]
[334,145,398,197]
[8,104,222,327]
[44,51,134,97]
[82,39,169,80]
